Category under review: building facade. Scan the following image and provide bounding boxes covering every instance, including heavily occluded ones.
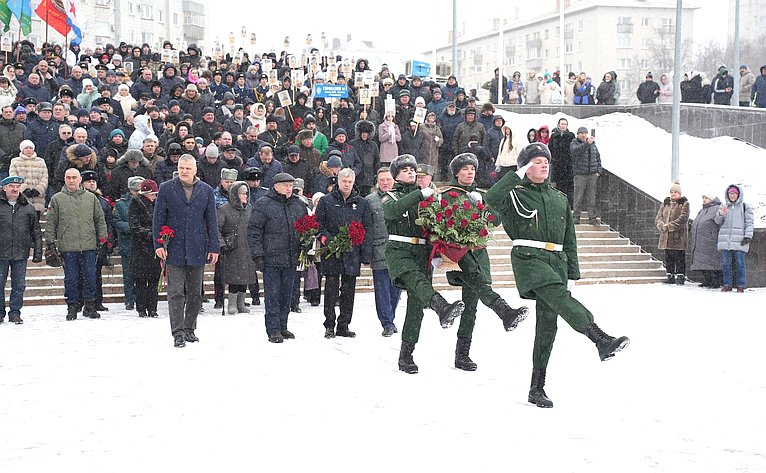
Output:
[426,0,696,104]
[13,0,207,51]
[728,0,766,44]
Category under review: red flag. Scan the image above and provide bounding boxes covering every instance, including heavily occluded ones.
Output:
[34,0,69,37]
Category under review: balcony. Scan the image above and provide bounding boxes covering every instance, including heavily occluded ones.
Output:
[617,24,633,33]
[654,25,674,34]
[526,57,543,69]
[183,24,205,41]
[526,38,542,49]
[564,30,574,39]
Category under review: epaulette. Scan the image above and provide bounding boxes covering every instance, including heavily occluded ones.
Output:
[381,191,399,204]
[437,185,467,194]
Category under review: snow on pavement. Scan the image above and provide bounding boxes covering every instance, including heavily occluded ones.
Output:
[1,284,764,472]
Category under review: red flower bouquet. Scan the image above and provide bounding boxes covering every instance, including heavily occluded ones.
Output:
[294,214,319,269]
[156,225,175,292]
[318,221,366,261]
[416,193,496,270]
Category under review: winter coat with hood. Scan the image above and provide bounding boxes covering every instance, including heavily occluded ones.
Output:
[247,185,308,269]
[53,145,101,193]
[752,66,766,107]
[152,176,219,267]
[217,182,257,284]
[573,78,595,105]
[524,70,541,104]
[484,115,503,160]
[563,77,577,104]
[596,76,617,105]
[159,65,184,98]
[548,126,576,188]
[128,193,161,279]
[180,89,206,122]
[0,118,25,173]
[112,150,153,197]
[348,120,380,191]
[128,114,153,150]
[45,185,108,252]
[569,136,601,176]
[377,118,401,165]
[712,71,735,105]
[418,113,443,169]
[655,195,690,251]
[714,184,754,252]
[495,125,524,168]
[0,189,41,261]
[315,187,373,276]
[438,106,463,147]
[636,79,660,104]
[197,156,226,189]
[689,197,723,271]
[442,76,461,102]
[452,118,486,156]
[313,161,338,195]
[738,66,755,103]
[9,151,48,212]
[325,130,362,176]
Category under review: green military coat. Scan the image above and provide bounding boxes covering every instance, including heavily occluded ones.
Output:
[382,182,431,286]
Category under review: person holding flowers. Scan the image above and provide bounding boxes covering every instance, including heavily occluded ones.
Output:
[248,173,308,343]
[432,153,529,372]
[485,143,629,408]
[315,168,372,339]
[381,154,465,374]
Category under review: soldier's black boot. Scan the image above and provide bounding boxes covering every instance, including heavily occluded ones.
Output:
[663,273,674,284]
[429,293,464,328]
[528,368,553,408]
[83,300,101,319]
[675,274,685,285]
[66,304,78,321]
[585,323,630,361]
[455,337,477,371]
[491,297,529,332]
[398,341,418,374]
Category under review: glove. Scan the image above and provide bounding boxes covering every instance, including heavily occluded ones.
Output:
[741,237,751,245]
[467,191,483,204]
[431,256,442,270]
[567,280,575,293]
[515,161,534,179]
[420,187,435,198]
[252,256,264,271]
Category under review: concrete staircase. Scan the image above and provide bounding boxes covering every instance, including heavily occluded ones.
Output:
[12,221,666,306]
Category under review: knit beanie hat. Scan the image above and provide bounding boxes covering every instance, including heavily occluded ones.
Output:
[669,181,682,194]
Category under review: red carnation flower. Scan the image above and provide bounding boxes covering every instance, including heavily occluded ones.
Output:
[460,219,469,228]
[471,212,480,221]
[463,200,471,210]
[448,191,459,198]
[446,219,454,228]
[435,212,443,221]
[452,204,459,211]
[440,199,449,208]
[479,229,489,237]
[487,214,495,223]
[445,209,453,218]
[427,195,436,203]
[477,202,486,210]
[419,201,429,208]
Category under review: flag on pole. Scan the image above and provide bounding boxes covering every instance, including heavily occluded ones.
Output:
[7,0,31,36]
[65,0,83,45]
[34,0,69,36]
[0,0,12,33]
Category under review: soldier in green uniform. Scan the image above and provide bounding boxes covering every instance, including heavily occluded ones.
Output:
[438,153,529,372]
[382,154,465,374]
[485,143,630,408]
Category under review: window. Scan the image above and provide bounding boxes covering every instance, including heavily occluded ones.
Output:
[142,32,153,44]
[173,13,179,25]
[577,41,583,52]
[641,17,650,27]
[544,49,549,58]
[158,9,164,23]
[617,16,633,25]
[527,47,540,59]
[577,61,583,72]
[129,30,135,42]
[619,58,631,69]
[140,4,152,20]
[564,63,573,73]
[544,29,549,40]
[617,35,631,48]
[655,18,673,29]
[641,38,650,49]
[565,42,573,53]
[95,0,109,6]
[128,2,134,14]
[578,20,583,30]
[640,59,650,69]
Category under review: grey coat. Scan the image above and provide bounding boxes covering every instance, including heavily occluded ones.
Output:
[366,189,389,271]
[217,182,257,285]
[714,185,754,252]
[690,198,722,271]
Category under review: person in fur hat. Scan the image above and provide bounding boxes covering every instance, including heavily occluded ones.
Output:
[111,149,153,197]
[656,181,690,285]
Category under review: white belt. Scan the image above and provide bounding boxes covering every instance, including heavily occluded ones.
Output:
[512,239,563,252]
[389,235,427,245]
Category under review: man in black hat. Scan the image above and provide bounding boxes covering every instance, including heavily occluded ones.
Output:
[486,142,629,408]
[282,144,313,194]
[348,119,379,197]
[452,106,485,156]
[81,169,115,312]
[248,172,308,343]
[636,72,660,104]
[257,115,289,161]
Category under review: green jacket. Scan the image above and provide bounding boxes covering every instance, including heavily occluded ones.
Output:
[382,181,430,285]
[439,180,493,286]
[45,187,108,252]
[485,170,579,300]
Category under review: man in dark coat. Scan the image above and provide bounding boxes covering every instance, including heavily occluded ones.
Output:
[315,168,373,338]
[153,154,220,348]
[348,120,379,197]
[485,143,629,408]
[23,102,58,158]
[548,118,576,205]
[196,143,226,189]
[325,128,362,176]
[257,116,290,161]
[570,127,602,224]
[114,176,145,310]
[636,72,660,104]
[0,176,42,324]
[245,143,283,189]
[712,66,735,105]
[282,145,314,195]
[382,154,464,374]
[111,149,154,197]
[248,173,308,343]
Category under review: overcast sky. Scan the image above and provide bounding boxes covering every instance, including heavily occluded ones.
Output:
[208,0,727,56]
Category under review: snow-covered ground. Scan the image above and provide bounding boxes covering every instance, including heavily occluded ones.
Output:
[1,284,764,472]
[501,111,766,227]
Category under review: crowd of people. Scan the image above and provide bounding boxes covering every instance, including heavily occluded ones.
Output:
[0,38,756,405]
[483,64,766,107]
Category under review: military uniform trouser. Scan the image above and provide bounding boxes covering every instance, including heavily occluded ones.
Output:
[455,270,502,339]
[398,270,439,344]
[531,282,594,370]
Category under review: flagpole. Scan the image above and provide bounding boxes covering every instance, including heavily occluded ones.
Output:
[45,0,49,45]
[64,28,69,79]
[15,26,21,61]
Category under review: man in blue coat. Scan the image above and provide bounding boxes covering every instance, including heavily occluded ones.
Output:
[153,154,220,348]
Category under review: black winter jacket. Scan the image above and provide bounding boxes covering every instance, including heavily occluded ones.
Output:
[247,188,308,268]
[0,191,42,261]
[315,188,373,276]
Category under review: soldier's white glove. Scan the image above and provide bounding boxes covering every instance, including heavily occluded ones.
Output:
[467,191,483,203]
[431,257,442,270]
[421,187,435,198]
[515,162,534,179]
[567,280,575,294]
[434,136,440,142]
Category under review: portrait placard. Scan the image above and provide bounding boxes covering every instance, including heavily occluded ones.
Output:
[268,69,279,86]
[359,88,371,105]
[370,82,380,97]
[413,107,427,124]
[277,90,293,107]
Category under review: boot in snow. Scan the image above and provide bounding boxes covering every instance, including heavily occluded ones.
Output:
[236,292,250,313]
[398,341,418,374]
[663,273,674,284]
[491,297,528,332]
[585,323,630,361]
[83,300,101,319]
[675,274,685,285]
[528,368,553,408]
[429,293,464,328]
[455,337,477,371]
[66,304,78,321]
[227,293,238,315]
